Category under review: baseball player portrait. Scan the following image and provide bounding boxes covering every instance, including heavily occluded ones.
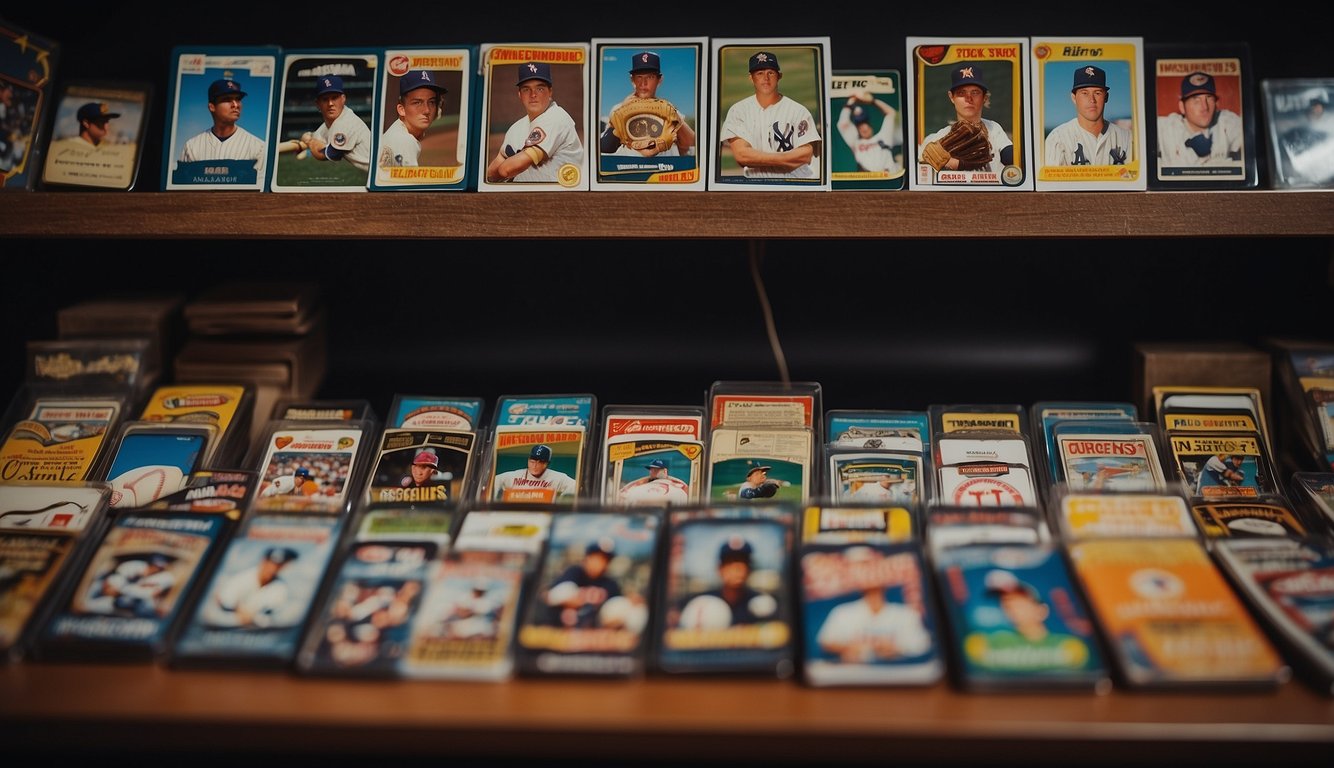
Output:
[719,50,822,179]
[599,50,696,159]
[678,537,778,627]
[837,93,900,173]
[919,64,1013,174]
[617,458,690,506]
[203,546,299,628]
[82,552,177,617]
[485,61,585,183]
[178,79,265,172]
[52,101,118,152]
[847,473,914,504]
[491,443,578,502]
[1045,65,1133,166]
[816,580,932,663]
[541,538,622,628]
[378,70,447,168]
[296,74,373,172]
[1157,71,1243,167]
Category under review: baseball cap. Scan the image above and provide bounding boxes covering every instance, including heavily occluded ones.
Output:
[586,537,616,557]
[530,444,552,462]
[314,75,345,97]
[399,70,447,98]
[1180,71,1216,99]
[295,467,312,478]
[748,51,780,73]
[950,63,988,92]
[985,569,1039,600]
[1071,65,1108,92]
[208,79,247,101]
[516,61,553,86]
[264,546,300,565]
[413,451,439,467]
[629,51,661,74]
[148,552,173,567]
[719,536,754,564]
[76,102,119,123]
[850,105,870,125]
[746,465,772,477]
[645,459,668,470]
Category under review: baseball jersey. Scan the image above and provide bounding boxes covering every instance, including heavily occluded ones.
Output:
[1045,117,1133,166]
[838,106,901,173]
[545,565,622,627]
[207,567,291,628]
[502,101,584,183]
[315,107,372,172]
[180,125,266,173]
[816,598,932,662]
[87,560,176,615]
[1156,110,1244,166]
[378,119,421,167]
[492,466,578,502]
[261,474,309,497]
[921,118,1012,174]
[721,94,821,179]
[847,481,911,504]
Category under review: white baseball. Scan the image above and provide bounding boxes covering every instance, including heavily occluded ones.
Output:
[748,593,778,619]
[679,594,732,630]
[600,595,648,634]
[109,465,185,508]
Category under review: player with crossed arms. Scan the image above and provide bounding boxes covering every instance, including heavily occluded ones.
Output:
[720,51,821,179]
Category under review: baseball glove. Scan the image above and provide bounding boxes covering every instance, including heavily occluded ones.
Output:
[921,120,994,171]
[609,97,680,153]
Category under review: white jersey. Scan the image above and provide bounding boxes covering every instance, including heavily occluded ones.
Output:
[838,106,900,173]
[179,125,266,174]
[492,466,578,502]
[378,119,421,167]
[501,101,584,182]
[721,94,821,179]
[85,560,176,614]
[261,474,306,497]
[1045,117,1133,166]
[206,567,291,628]
[847,481,913,504]
[315,107,372,172]
[921,118,1012,174]
[1156,110,1244,166]
[816,598,932,662]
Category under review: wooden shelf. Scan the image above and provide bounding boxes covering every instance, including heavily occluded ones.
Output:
[3,191,1332,240]
[2,663,1332,762]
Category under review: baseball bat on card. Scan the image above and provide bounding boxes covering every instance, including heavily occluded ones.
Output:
[275,139,306,153]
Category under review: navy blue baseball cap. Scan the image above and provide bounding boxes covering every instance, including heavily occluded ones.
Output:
[629,51,661,74]
[850,105,870,124]
[530,444,552,462]
[295,467,312,478]
[746,465,772,477]
[645,459,668,470]
[264,546,300,565]
[586,537,616,557]
[76,102,119,123]
[748,51,780,73]
[1072,65,1108,93]
[516,61,553,86]
[314,75,345,96]
[399,70,447,98]
[148,552,172,567]
[208,79,247,101]
[1180,71,1216,99]
[950,63,988,92]
[719,536,753,564]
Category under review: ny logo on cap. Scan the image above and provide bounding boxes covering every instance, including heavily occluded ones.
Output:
[756,53,770,63]
[959,66,974,79]
[527,63,538,73]
[1083,67,1096,77]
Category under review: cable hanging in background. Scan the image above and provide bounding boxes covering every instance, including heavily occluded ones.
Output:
[748,240,790,386]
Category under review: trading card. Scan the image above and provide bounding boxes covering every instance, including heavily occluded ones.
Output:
[708,38,831,191]
[0,19,59,191]
[1056,432,1165,492]
[272,398,375,424]
[0,483,109,532]
[0,397,123,483]
[827,410,928,453]
[141,470,258,515]
[478,42,590,191]
[162,46,278,191]
[102,423,212,509]
[906,37,1031,191]
[800,504,915,544]
[708,427,811,503]
[1190,498,1308,539]
[1067,538,1286,688]
[925,507,1045,553]
[25,338,153,395]
[388,395,484,430]
[1032,401,1136,485]
[172,512,341,667]
[371,47,474,191]
[401,550,525,681]
[711,392,816,429]
[252,426,365,513]
[269,50,380,193]
[658,507,794,675]
[1291,472,1334,524]
[41,80,150,190]
[601,412,703,507]
[1147,43,1257,188]
[366,429,475,505]
[516,511,660,677]
[829,453,922,505]
[1057,493,1197,540]
[487,427,585,504]
[1152,386,1271,444]
[937,465,1036,508]
[828,70,905,191]
[138,384,251,468]
[38,510,231,661]
[934,544,1109,691]
[801,541,943,687]
[452,509,552,570]
[1031,36,1147,191]
[352,502,456,544]
[1160,406,1260,437]
[930,406,1024,435]
[1261,78,1334,189]
[591,38,708,190]
[1168,431,1275,499]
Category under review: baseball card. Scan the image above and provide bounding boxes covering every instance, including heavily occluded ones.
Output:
[829,453,921,506]
[0,482,109,532]
[388,394,484,430]
[401,550,525,681]
[139,469,259,516]
[365,429,476,505]
[516,511,660,677]
[478,42,590,192]
[1147,43,1257,189]
[1067,538,1286,689]
[1168,431,1276,500]
[707,427,811,504]
[1031,36,1147,191]
[906,37,1032,191]
[591,38,708,191]
[1291,472,1334,526]
[800,504,915,544]
[930,405,1025,436]
[1261,77,1334,189]
[0,396,124,484]
[708,38,831,191]
[934,544,1109,692]
[451,508,552,570]
[370,47,476,191]
[101,422,212,509]
[657,507,794,675]
[138,383,253,470]
[171,512,341,668]
[269,50,380,193]
[600,410,704,507]
[1031,401,1137,488]
[162,46,278,191]
[24,338,153,395]
[829,70,905,191]
[826,410,928,454]
[1056,492,1198,540]
[486,427,585,504]
[1189,498,1308,539]
[0,19,59,191]
[801,541,943,687]
[251,425,366,514]
[925,507,1045,554]
[1055,432,1166,492]
[711,392,817,430]
[1154,386,1275,458]
[271,398,376,424]
[935,434,1038,508]
[40,80,150,190]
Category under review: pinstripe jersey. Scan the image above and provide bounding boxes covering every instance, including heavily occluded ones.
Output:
[180,125,266,174]
[720,94,821,178]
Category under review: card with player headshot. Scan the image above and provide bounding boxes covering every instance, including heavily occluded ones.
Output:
[590,38,708,191]
[1261,77,1334,189]
[708,427,811,504]
[708,38,831,191]
[478,42,590,192]
[829,70,905,191]
[270,50,380,193]
[40,80,151,190]
[250,423,371,515]
[600,408,704,507]
[1146,43,1257,189]
[829,453,922,505]
[370,47,476,191]
[365,428,476,505]
[1031,36,1147,191]
[905,38,1032,191]
[0,19,59,191]
[481,394,595,504]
